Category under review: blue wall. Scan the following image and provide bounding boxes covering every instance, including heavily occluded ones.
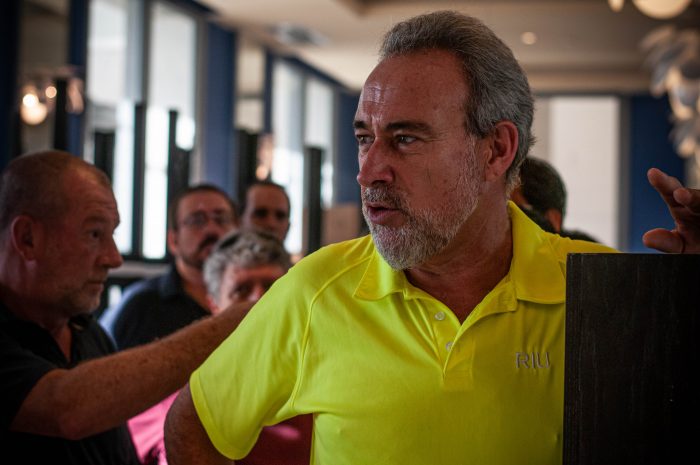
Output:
[67,0,88,156]
[202,23,236,197]
[0,0,19,167]
[336,90,360,204]
[626,94,685,252]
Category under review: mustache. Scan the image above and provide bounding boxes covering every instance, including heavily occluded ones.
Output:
[362,186,406,210]
[198,234,220,252]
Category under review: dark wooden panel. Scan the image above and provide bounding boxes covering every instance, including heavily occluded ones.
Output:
[305,146,323,255]
[564,253,700,465]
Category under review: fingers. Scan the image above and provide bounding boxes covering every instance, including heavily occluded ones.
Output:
[673,186,700,212]
[647,168,683,206]
[645,167,700,254]
[642,228,685,254]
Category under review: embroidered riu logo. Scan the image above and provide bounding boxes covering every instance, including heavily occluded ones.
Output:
[515,351,551,369]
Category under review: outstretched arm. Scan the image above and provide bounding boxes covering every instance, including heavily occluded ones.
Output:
[165,383,233,465]
[643,168,700,254]
[9,302,252,440]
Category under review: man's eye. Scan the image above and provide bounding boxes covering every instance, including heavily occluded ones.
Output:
[396,135,417,144]
[356,134,373,146]
[232,284,252,300]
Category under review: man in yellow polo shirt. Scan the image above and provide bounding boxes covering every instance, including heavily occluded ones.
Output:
[165,11,700,465]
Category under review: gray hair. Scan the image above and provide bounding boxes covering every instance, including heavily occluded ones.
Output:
[203,229,291,299]
[380,10,534,192]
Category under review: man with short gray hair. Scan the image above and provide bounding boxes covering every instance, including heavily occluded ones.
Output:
[165,11,700,465]
[203,230,291,309]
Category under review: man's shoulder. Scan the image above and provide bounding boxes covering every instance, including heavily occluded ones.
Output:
[267,235,376,301]
[98,273,170,334]
[293,235,375,276]
[548,233,618,257]
[114,272,175,308]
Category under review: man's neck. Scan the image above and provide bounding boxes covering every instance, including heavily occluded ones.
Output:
[174,260,211,312]
[0,284,73,358]
[405,201,512,323]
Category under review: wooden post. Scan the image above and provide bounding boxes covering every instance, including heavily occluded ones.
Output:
[564,253,700,464]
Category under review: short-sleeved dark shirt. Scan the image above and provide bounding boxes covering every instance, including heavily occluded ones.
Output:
[0,302,139,465]
[100,265,209,350]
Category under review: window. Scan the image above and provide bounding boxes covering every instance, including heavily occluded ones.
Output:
[270,60,337,257]
[85,0,200,260]
[533,96,621,248]
[143,0,197,258]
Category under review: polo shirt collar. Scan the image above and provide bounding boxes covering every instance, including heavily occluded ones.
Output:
[354,201,565,304]
[507,201,566,304]
[354,249,410,301]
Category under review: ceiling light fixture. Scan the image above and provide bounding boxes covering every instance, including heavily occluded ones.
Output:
[609,0,625,12]
[521,32,537,45]
[608,0,692,19]
[271,23,327,47]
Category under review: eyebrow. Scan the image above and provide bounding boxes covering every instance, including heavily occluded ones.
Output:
[84,215,121,229]
[353,120,434,135]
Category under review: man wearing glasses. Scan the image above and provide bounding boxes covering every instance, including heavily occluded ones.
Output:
[101,185,238,350]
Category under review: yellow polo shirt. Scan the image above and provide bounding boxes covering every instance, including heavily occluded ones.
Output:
[190,202,615,464]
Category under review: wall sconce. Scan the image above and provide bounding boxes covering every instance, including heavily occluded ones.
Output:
[19,69,84,126]
[609,0,692,19]
[20,82,54,125]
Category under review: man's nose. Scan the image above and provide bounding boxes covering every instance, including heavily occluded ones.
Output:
[357,140,394,187]
[100,237,123,269]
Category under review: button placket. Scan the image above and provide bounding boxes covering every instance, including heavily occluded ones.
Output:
[430,308,457,361]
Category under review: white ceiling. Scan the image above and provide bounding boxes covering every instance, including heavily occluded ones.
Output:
[199,0,700,93]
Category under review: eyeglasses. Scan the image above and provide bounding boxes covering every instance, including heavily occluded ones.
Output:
[180,211,235,230]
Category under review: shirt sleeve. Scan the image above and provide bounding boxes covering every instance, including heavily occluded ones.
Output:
[189,268,312,460]
[0,335,56,429]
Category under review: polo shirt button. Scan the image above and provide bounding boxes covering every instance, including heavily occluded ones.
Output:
[445,341,453,351]
[434,311,446,321]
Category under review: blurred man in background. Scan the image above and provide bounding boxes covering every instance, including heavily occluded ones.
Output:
[510,156,598,242]
[240,181,290,243]
[101,184,238,349]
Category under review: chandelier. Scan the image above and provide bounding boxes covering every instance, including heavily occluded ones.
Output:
[640,24,700,170]
[608,0,692,19]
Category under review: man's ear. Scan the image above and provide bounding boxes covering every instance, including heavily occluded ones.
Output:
[483,120,518,182]
[11,215,41,261]
[544,208,563,233]
[166,229,179,256]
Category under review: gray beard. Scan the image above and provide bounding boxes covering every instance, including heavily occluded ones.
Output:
[362,157,480,270]
[365,207,455,270]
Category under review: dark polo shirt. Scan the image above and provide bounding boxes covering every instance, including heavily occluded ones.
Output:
[0,303,139,465]
[101,265,209,350]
